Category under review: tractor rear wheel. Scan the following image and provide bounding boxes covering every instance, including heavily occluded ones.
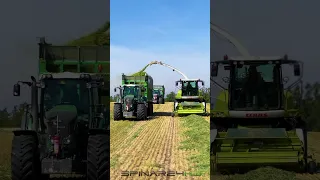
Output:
[137,104,147,120]
[87,134,109,180]
[113,103,123,121]
[11,135,41,180]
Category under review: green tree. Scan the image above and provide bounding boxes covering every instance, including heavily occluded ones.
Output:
[165,92,176,102]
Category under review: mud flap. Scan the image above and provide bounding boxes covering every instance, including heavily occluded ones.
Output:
[210,129,217,144]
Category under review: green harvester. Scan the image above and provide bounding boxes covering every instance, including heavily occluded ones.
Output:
[210,54,317,174]
[173,79,208,116]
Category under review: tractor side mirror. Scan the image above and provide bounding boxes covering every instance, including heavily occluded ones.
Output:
[293,64,300,76]
[175,82,178,86]
[211,63,218,77]
[13,84,20,96]
[202,81,204,86]
[114,88,117,92]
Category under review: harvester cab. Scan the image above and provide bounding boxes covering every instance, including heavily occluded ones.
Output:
[210,54,318,174]
[113,84,149,120]
[11,38,110,179]
[173,79,208,116]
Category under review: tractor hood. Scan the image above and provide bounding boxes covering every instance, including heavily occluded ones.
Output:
[124,95,135,102]
[45,105,78,137]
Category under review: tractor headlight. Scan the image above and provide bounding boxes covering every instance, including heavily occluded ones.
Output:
[41,74,53,79]
[80,74,91,79]
[63,136,71,144]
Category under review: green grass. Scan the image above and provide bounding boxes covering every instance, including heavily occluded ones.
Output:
[225,167,296,180]
[132,124,146,139]
[0,130,13,180]
[66,22,109,46]
[179,114,210,176]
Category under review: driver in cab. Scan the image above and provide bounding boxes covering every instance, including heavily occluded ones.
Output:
[243,66,267,107]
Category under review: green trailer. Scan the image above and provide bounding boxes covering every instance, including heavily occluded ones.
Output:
[11,37,110,179]
[113,73,154,120]
[153,85,165,104]
[210,55,317,174]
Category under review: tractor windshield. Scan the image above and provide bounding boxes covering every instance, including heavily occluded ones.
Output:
[153,89,160,95]
[182,81,198,96]
[43,79,89,114]
[123,86,139,97]
[230,63,281,110]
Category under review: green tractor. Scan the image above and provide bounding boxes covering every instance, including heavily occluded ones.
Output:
[210,54,317,174]
[113,74,153,120]
[11,38,110,179]
[152,85,165,104]
[113,84,153,120]
[173,79,207,116]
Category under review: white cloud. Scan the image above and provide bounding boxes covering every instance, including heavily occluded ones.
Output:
[110,45,210,96]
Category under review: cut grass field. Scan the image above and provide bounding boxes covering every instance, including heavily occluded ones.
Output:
[2,103,320,179]
[110,102,210,179]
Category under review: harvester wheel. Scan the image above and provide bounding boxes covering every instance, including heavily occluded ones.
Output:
[137,104,147,120]
[87,134,109,180]
[113,103,123,121]
[11,135,41,180]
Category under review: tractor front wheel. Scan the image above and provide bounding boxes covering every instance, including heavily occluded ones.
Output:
[87,134,109,180]
[113,103,123,121]
[137,104,147,120]
[11,135,41,180]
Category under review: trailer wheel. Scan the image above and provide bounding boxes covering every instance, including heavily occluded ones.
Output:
[137,104,147,120]
[87,134,109,180]
[11,135,40,180]
[159,97,164,104]
[113,103,123,121]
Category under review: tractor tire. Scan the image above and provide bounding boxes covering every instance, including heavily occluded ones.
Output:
[137,104,147,120]
[113,103,123,121]
[11,135,41,180]
[87,134,109,180]
[159,97,164,104]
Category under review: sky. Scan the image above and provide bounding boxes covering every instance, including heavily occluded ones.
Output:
[110,0,210,96]
[0,0,109,109]
[210,0,320,104]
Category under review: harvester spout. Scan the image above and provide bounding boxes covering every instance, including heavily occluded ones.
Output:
[155,60,189,79]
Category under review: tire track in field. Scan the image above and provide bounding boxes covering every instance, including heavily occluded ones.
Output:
[110,102,193,180]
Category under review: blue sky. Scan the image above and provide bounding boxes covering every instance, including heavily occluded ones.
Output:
[110,0,210,95]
